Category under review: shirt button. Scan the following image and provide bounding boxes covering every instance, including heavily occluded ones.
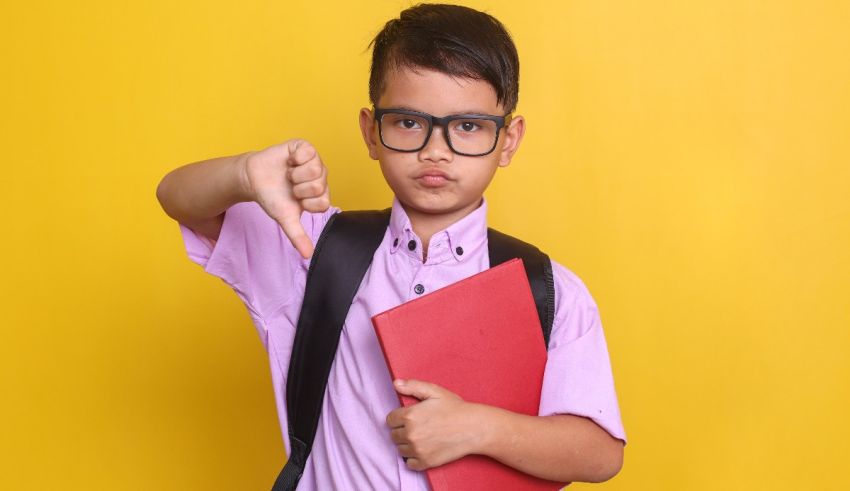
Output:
[408,240,417,251]
[455,246,464,256]
[414,284,425,295]
[393,238,399,247]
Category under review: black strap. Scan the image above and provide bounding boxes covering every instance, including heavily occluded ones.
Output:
[272,210,554,490]
[487,228,555,347]
[273,209,391,491]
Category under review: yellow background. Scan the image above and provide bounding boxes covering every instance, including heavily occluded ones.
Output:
[2,0,848,489]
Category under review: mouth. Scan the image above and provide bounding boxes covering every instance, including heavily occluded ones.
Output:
[414,169,452,188]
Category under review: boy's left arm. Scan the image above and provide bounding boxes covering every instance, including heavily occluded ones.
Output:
[387,379,624,483]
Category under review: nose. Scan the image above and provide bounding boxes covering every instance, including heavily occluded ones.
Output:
[419,124,453,163]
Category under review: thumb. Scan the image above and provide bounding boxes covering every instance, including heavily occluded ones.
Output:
[277,204,314,259]
[393,379,443,401]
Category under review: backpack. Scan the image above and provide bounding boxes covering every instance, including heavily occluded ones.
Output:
[271,208,555,491]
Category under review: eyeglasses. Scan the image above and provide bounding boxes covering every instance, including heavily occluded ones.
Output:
[374,107,512,157]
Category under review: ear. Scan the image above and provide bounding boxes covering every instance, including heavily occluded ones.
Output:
[497,115,526,167]
[359,107,380,160]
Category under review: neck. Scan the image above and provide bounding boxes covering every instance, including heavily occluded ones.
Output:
[401,198,483,262]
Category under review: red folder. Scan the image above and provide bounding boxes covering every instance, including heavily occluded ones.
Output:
[372,258,568,490]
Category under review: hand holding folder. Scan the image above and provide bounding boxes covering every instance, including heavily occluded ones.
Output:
[372,258,568,490]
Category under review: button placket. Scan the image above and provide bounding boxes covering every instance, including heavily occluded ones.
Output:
[408,261,431,299]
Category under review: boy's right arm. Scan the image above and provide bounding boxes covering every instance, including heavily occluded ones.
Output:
[155,139,330,259]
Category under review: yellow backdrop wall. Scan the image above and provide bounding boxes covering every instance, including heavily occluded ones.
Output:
[2,1,848,489]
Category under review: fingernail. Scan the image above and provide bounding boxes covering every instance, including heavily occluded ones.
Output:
[394,379,405,387]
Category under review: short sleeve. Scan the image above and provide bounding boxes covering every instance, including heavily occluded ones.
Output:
[538,260,627,444]
[178,201,340,343]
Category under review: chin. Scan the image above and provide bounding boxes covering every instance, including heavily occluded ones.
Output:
[398,193,461,215]
[408,197,482,220]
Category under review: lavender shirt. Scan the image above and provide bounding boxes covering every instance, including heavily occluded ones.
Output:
[179,197,625,490]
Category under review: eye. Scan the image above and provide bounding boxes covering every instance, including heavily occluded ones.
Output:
[399,119,421,130]
[457,121,481,132]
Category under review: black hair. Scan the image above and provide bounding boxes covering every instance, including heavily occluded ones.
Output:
[368,3,520,112]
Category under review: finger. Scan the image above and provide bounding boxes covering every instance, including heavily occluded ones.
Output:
[405,458,425,471]
[395,443,414,458]
[300,195,331,213]
[386,409,403,429]
[287,140,318,167]
[289,158,325,184]
[394,379,442,401]
[291,178,326,200]
[386,406,414,429]
[390,427,408,444]
[277,210,314,259]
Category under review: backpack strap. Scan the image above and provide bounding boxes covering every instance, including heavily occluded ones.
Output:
[272,209,391,491]
[272,210,555,491]
[487,228,556,347]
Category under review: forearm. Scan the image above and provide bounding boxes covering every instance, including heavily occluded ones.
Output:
[471,405,623,483]
[155,151,254,231]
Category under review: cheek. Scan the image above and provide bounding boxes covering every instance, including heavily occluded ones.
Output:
[377,158,407,188]
[463,160,500,186]
[377,152,416,174]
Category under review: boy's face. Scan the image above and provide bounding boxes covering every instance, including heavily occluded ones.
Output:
[359,66,525,219]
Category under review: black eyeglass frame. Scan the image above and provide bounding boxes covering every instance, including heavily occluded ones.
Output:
[373,107,513,157]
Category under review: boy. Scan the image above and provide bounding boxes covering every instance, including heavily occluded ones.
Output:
[156,3,625,489]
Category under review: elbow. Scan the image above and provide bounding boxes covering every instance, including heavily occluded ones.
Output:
[586,439,624,483]
[155,173,169,207]
[155,173,176,219]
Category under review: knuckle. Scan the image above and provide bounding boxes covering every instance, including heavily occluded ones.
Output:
[299,139,314,150]
[300,142,317,156]
[291,138,308,149]
[306,164,322,180]
[406,430,419,443]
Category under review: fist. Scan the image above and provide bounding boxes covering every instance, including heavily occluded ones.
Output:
[242,139,330,259]
[386,379,482,471]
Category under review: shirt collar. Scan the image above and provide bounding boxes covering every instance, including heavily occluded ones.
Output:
[388,196,489,263]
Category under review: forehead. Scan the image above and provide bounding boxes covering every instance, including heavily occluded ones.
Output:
[377,66,502,115]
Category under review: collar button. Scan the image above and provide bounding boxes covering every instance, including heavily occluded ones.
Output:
[455,246,464,256]
[407,240,417,251]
